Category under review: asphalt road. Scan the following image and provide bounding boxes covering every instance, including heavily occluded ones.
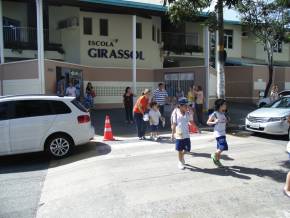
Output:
[0,132,289,218]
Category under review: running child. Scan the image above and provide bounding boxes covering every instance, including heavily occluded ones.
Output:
[171,98,193,170]
[149,102,165,141]
[207,99,230,167]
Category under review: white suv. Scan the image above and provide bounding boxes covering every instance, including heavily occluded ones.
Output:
[0,95,95,158]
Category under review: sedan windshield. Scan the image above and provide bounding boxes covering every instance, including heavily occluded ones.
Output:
[271,97,290,108]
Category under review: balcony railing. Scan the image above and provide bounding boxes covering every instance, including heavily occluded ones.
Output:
[162,32,203,54]
[3,26,63,53]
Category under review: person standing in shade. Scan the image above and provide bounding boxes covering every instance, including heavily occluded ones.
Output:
[56,76,66,96]
[85,82,95,108]
[65,81,77,97]
[195,85,204,126]
[153,83,168,116]
[133,89,151,140]
[123,87,134,124]
[176,87,184,100]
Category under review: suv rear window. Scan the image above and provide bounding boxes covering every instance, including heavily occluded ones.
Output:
[51,101,71,114]
[71,99,88,112]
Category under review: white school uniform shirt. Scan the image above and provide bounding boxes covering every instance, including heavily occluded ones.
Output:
[149,109,161,126]
[210,111,227,138]
[171,108,191,139]
[66,86,77,97]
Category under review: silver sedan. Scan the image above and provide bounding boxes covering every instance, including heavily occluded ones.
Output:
[246,96,290,137]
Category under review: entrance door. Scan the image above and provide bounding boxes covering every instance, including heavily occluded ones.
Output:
[165,73,195,99]
[56,67,83,98]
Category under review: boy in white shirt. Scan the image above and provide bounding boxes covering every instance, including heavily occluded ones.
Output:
[66,82,77,97]
[149,102,164,141]
[171,98,193,170]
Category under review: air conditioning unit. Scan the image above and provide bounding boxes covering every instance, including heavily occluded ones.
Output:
[241,31,249,39]
[58,17,79,29]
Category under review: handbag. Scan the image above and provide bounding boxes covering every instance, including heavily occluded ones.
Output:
[143,113,149,122]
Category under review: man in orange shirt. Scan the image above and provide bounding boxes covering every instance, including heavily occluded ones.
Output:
[133,89,151,140]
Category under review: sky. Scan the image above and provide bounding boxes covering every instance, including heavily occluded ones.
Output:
[125,0,241,21]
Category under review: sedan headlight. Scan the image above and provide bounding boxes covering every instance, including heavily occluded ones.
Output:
[268,117,287,122]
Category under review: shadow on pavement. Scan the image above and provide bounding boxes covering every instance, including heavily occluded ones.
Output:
[49,141,111,168]
[253,132,289,141]
[185,165,251,180]
[187,152,235,161]
[185,164,288,183]
[0,152,49,174]
[0,142,111,173]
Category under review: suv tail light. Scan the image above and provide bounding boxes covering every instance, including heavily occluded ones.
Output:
[78,115,90,124]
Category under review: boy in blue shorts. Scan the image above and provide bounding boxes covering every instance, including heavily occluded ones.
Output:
[207,99,229,167]
[171,98,193,170]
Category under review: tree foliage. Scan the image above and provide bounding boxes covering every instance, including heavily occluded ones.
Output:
[238,0,289,97]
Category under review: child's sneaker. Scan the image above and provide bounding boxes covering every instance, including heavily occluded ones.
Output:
[178,162,185,170]
[216,160,223,168]
[211,153,219,166]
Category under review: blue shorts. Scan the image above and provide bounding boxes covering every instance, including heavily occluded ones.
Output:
[216,136,228,151]
[176,138,191,152]
[150,125,159,132]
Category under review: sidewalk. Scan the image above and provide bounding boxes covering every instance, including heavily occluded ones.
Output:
[90,102,256,137]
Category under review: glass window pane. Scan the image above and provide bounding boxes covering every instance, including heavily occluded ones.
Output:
[152,25,156,41]
[13,100,53,119]
[228,36,233,49]
[224,36,228,48]
[0,102,9,121]
[83,17,92,35]
[100,19,108,36]
[136,23,142,39]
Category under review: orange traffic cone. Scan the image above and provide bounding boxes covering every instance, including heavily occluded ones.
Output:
[103,115,115,141]
[189,122,199,134]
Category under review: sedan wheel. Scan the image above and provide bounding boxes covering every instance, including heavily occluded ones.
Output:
[46,135,73,158]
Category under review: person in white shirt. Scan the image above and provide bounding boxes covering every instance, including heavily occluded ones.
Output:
[65,82,77,97]
[171,98,193,170]
[149,101,165,141]
[207,99,230,168]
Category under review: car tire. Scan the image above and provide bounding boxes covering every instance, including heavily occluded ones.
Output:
[45,134,74,158]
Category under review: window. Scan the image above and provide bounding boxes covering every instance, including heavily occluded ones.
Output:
[152,25,156,41]
[224,29,233,49]
[0,102,9,121]
[100,19,108,36]
[274,41,283,53]
[136,22,142,39]
[157,28,161,43]
[51,101,71,114]
[83,17,92,35]
[13,100,53,119]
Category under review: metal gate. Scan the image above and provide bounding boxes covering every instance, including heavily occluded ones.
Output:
[164,73,195,98]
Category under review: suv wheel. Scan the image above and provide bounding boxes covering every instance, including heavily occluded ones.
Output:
[46,134,73,158]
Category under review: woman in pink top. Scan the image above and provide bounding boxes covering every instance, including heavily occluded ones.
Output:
[195,85,204,126]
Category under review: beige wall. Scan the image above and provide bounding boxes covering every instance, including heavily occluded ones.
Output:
[242,33,290,62]
[3,1,27,27]
[241,33,256,59]
[79,12,162,69]
[256,42,290,62]
[225,66,290,104]
[224,24,242,58]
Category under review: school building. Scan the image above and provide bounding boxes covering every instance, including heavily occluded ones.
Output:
[0,0,289,108]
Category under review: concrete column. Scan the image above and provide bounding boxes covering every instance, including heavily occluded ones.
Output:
[132,15,137,96]
[204,26,210,110]
[36,0,45,94]
[0,0,4,64]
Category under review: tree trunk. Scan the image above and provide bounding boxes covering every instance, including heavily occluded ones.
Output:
[216,0,225,99]
[264,42,274,98]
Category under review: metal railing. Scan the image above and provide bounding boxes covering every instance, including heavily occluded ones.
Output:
[162,32,203,54]
[3,26,61,45]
